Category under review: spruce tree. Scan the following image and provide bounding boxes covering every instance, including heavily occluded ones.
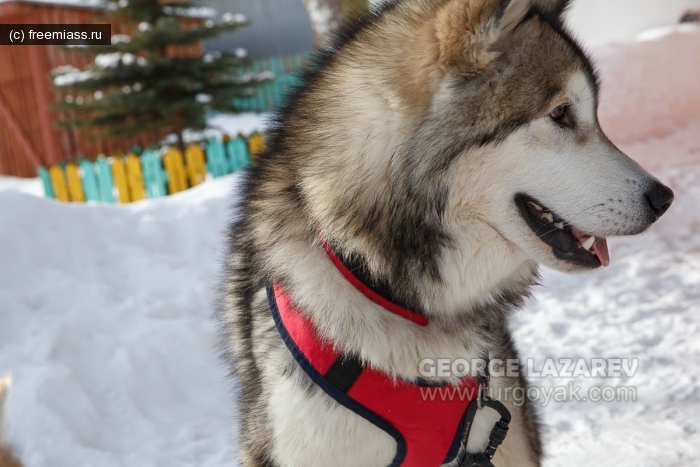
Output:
[53,0,271,147]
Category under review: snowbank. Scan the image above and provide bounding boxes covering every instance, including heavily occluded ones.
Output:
[0,177,243,467]
[0,27,699,467]
[515,164,700,466]
[597,24,700,169]
[0,177,43,197]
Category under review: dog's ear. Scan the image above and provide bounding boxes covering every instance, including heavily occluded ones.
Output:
[436,0,532,72]
[489,0,533,49]
[532,0,572,20]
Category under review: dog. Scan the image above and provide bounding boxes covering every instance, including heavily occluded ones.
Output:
[0,376,22,467]
[220,0,674,465]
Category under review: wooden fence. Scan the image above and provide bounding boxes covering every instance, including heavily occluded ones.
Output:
[38,133,266,204]
[0,0,203,178]
[234,53,309,112]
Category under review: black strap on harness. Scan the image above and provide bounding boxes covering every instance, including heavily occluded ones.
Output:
[457,365,512,467]
[324,353,365,393]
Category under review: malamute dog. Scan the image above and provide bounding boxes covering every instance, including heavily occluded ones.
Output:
[220,0,674,465]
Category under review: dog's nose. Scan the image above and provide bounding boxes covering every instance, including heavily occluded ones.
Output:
[645,181,674,217]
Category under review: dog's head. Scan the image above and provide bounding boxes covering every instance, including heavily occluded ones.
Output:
[299,0,673,312]
[420,0,674,273]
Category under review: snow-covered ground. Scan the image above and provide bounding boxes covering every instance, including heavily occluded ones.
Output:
[517,164,700,466]
[1,25,699,467]
[0,176,243,467]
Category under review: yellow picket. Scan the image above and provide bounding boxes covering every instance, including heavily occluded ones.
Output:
[248,133,266,159]
[111,157,130,204]
[125,154,146,202]
[65,162,85,202]
[185,144,207,187]
[163,147,188,194]
[49,165,69,202]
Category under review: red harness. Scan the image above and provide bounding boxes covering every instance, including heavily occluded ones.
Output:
[268,243,480,466]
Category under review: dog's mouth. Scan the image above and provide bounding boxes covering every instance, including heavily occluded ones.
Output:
[515,194,610,269]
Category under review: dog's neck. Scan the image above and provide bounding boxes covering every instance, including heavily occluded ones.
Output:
[323,238,429,325]
[254,194,537,380]
[313,209,539,323]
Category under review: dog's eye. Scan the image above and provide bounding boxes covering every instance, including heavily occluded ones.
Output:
[549,105,574,128]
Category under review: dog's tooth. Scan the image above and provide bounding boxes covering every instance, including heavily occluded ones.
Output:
[543,212,554,223]
[554,222,564,230]
[581,236,596,251]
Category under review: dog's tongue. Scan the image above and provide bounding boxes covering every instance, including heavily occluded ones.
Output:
[571,228,610,267]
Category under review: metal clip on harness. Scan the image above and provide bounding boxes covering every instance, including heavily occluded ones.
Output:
[458,379,511,467]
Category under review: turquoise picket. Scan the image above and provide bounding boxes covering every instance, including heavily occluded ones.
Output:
[275,74,298,107]
[230,53,311,112]
[206,139,230,177]
[37,166,54,199]
[253,60,267,111]
[291,53,306,71]
[79,159,100,202]
[265,58,281,108]
[226,137,250,172]
[95,158,116,204]
[141,150,168,198]
[268,58,285,107]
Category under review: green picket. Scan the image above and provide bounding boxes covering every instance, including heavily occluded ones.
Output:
[141,150,168,198]
[37,166,54,199]
[206,139,230,177]
[79,159,100,202]
[226,137,250,172]
[95,158,116,203]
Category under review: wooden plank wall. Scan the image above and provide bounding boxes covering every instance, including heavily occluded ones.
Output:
[0,2,203,177]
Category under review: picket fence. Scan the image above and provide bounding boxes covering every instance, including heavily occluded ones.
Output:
[234,53,309,112]
[38,133,266,204]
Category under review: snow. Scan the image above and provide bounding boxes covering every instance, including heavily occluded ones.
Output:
[370,0,700,48]
[94,53,123,69]
[205,113,267,137]
[0,176,242,467]
[110,34,130,44]
[635,22,700,42]
[53,67,94,87]
[161,5,216,20]
[516,164,700,466]
[0,177,43,197]
[596,25,700,151]
[565,0,700,48]
[120,53,135,66]
[163,112,268,145]
[1,27,700,467]
[53,51,150,87]
[220,12,247,25]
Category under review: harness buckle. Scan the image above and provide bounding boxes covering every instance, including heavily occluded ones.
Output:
[458,376,511,467]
